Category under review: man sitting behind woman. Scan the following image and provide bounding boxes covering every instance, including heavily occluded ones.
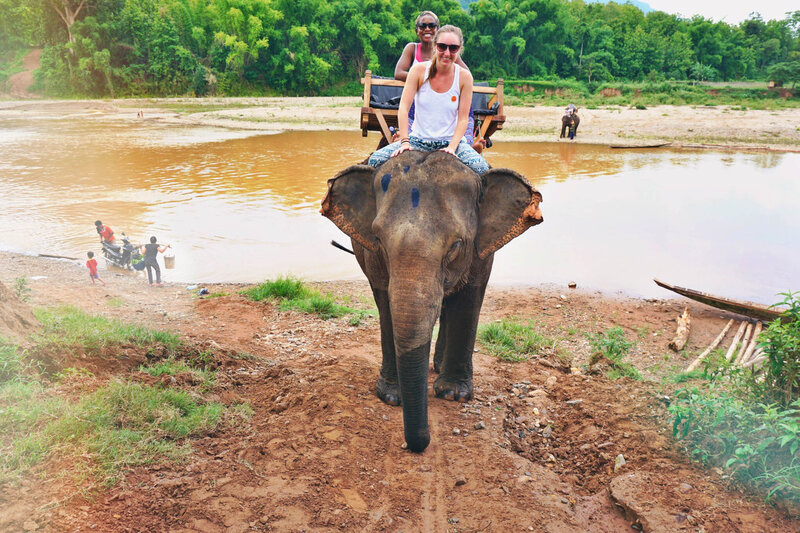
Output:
[368,25,489,175]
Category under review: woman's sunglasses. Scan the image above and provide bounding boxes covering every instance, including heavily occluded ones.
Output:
[435,43,461,54]
[417,22,438,30]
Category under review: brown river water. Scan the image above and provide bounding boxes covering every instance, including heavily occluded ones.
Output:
[1,116,798,304]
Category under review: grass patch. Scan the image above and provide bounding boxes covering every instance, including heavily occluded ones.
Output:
[1,378,226,485]
[33,306,180,351]
[1,328,248,487]
[478,318,554,362]
[139,357,215,388]
[242,276,371,321]
[587,327,641,380]
[105,297,125,308]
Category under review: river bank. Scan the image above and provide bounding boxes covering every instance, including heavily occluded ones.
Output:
[2,249,799,531]
[1,96,799,151]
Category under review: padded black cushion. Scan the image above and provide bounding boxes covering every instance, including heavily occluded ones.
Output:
[369,75,403,109]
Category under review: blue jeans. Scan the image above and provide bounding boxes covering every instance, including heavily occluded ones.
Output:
[368,136,489,175]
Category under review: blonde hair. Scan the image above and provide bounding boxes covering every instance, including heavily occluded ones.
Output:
[429,25,464,80]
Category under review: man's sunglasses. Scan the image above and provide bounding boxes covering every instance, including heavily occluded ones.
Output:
[435,43,461,54]
[417,22,438,30]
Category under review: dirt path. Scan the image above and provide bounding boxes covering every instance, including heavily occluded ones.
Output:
[1,251,797,532]
[6,48,42,98]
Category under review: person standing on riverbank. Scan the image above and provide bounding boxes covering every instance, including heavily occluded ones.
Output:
[85,251,105,286]
[140,236,170,287]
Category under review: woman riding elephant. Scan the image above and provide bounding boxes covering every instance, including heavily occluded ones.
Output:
[368,25,488,175]
[394,12,484,153]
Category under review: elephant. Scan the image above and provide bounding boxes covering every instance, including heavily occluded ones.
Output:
[560,112,580,139]
[321,150,543,452]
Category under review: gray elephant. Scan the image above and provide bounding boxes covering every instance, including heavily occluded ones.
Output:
[560,111,580,139]
[321,151,543,452]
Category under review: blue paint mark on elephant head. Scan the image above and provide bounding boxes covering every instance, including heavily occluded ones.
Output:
[403,165,410,173]
[411,188,420,208]
[381,173,392,192]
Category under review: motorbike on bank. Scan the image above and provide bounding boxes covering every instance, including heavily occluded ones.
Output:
[101,233,145,271]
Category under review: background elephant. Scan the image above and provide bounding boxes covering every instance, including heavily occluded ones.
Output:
[321,151,543,452]
[560,112,580,139]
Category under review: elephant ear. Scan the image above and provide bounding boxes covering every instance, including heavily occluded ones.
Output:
[476,168,543,259]
[320,164,378,251]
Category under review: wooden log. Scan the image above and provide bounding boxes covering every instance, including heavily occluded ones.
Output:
[742,349,766,369]
[39,253,79,261]
[739,322,763,366]
[669,307,691,351]
[733,323,754,365]
[685,319,733,373]
[724,321,747,362]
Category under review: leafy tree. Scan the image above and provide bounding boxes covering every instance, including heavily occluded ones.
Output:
[768,60,800,88]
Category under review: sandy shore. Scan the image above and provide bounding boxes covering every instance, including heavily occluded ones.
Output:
[1,97,799,151]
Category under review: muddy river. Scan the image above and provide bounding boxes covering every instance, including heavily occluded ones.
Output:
[1,117,797,304]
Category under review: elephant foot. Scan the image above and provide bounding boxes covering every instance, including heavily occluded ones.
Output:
[433,375,473,403]
[376,376,401,406]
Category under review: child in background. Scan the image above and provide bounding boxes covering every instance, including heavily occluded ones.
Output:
[86,251,105,286]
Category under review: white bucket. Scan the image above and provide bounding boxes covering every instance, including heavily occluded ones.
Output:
[164,251,175,269]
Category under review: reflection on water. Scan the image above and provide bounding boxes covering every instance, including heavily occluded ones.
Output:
[0,116,798,304]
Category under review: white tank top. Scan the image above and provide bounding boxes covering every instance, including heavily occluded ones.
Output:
[410,62,461,142]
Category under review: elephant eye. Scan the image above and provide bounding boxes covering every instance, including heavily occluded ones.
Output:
[445,240,463,264]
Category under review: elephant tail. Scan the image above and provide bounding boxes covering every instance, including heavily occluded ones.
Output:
[331,240,355,255]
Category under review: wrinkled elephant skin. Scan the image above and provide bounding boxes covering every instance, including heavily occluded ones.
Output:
[321,151,543,452]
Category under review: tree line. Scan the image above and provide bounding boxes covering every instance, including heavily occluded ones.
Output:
[1,0,798,97]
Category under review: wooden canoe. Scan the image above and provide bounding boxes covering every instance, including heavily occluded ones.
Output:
[610,142,672,149]
[653,278,789,323]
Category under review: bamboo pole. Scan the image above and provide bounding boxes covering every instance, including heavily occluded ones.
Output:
[733,323,754,365]
[724,321,747,362]
[685,319,733,373]
[739,322,763,366]
[669,307,691,351]
[742,349,766,369]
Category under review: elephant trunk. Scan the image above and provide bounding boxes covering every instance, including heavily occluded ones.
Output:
[389,270,443,453]
[397,341,432,452]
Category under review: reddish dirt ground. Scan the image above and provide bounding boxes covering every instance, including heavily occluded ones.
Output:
[1,251,798,532]
[5,48,41,98]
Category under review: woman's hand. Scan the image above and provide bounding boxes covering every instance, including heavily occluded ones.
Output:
[439,147,457,156]
[392,142,412,157]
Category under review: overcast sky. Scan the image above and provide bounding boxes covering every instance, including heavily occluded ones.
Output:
[646,0,797,24]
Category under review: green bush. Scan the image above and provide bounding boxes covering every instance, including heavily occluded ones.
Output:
[670,389,800,503]
[670,292,800,505]
[750,292,800,408]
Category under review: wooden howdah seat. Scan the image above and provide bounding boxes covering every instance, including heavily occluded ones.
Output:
[360,70,505,148]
